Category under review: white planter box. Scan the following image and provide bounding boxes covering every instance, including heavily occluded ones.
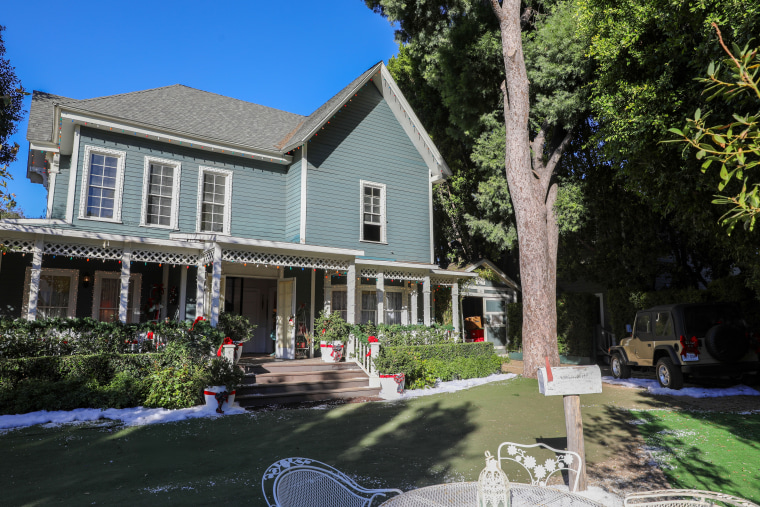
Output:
[379,374,405,399]
[203,385,237,413]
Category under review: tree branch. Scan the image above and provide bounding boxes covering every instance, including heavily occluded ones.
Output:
[531,122,548,176]
[542,130,573,199]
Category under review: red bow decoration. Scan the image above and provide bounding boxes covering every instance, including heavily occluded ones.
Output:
[217,337,235,357]
[190,316,206,331]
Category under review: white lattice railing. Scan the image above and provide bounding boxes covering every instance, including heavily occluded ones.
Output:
[45,242,122,260]
[132,249,200,266]
[360,267,427,281]
[352,335,377,377]
[222,248,350,271]
[0,238,36,253]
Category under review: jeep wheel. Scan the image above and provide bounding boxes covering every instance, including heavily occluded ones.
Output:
[656,357,684,390]
[611,353,632,379]
[705,324,749,362]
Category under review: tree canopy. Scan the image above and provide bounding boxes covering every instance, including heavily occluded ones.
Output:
[0,25,25,214]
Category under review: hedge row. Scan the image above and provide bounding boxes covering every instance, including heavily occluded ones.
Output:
[373,342,495,375]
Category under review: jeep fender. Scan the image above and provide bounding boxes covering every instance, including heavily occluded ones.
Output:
[609,346,632,364]
[653,346,680,365]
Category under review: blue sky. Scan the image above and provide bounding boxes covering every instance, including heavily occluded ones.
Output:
[3,1,398,217]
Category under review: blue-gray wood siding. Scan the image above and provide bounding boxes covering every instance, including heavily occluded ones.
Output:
[49,127,290,241]
[305,85,431,263]
[50,155,70,220]
[284,151,302,243]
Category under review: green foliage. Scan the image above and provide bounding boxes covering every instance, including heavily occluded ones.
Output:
[667,31,760,233]
[314,310,351,344]
[0,25,27,215]
[352,323,458,346]
[374,342,501,388]
[217,312,256,344]
[144,361,206,410]
[202,357,244,392]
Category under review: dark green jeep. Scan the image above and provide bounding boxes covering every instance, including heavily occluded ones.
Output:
[609,303,760,389]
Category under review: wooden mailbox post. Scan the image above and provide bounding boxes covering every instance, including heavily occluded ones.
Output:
[537,364,602,491]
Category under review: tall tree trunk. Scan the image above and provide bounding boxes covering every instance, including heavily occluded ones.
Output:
[490,0,570,377]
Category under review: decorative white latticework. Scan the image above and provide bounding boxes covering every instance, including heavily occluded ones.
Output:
[360,268,377,277]
[478,451,510,507]
[203,248,215,264]
[262,457,402,507]
[44,242,122,260]
[0,238,36,253]
[223,249,350,271]
[384,270,426,281]
[131,249,200,266]
[430,277,458,286]
[497,441,583,492]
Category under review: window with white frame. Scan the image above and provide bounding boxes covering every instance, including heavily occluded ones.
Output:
[79,146,126,222]
[331,290,347,321]
[23,268,79,319]
[361,291,377,324]
[386,291,403,325]
[141,157,181,228]
[92,272,142,323]
[360,180,386,243]
[197,167,232,234]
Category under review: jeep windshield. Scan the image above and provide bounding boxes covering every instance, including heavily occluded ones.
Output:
[682,304,744,337]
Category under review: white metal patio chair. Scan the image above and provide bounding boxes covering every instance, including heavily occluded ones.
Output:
[624,489,759,507]
[496,441,583,492]
[261,457,403,507]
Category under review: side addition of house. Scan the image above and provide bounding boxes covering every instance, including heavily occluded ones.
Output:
[0,62,476,358]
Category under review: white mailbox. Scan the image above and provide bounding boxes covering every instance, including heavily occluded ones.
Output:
[537,365,602,396]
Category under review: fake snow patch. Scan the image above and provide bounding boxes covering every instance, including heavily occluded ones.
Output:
[383,373,517,401]
[0,403,246,432]
[602,376,760,397]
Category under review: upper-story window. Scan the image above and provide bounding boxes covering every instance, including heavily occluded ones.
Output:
[78,146,126,222]
[141,156,181,229]
[197,166,232,234]
[360,180,386,243]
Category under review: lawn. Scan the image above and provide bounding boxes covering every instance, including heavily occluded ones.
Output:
[2,377,758,506]
[631,410,760,503]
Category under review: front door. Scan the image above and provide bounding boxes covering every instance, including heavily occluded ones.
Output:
[484,298,507,347]
[224,277,276,354]
[276,278,296,359]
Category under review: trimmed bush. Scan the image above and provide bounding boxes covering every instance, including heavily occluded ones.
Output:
[352,323,458,345]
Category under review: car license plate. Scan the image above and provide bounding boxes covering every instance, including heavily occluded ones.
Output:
[682,353,698,362]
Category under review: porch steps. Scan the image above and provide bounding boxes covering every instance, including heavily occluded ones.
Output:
[235,360,380,408]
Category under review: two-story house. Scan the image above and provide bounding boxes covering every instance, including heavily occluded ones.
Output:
[0,62,475,358]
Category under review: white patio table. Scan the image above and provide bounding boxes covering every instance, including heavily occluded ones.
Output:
[379,481,605,507]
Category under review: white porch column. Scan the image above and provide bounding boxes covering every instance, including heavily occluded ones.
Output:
[178,264,188,321]
[160,263,169,320]
[26,238,44,321]
[410,282,418,325]
[347,263,356,324]
[195,258,205,320]
[210,243,222,327]
[452,283,460,333]
[423,276,431,326]
[118,246,132,323]
[376,270,384,325]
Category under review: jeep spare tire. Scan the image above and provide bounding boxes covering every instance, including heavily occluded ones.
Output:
[705,324,748,362]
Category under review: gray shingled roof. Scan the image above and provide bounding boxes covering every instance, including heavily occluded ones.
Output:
[27,62,385,156]
[27,91,76,144]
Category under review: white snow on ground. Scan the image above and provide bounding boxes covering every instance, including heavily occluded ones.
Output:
[382,373,518,400]
[602,376,760,397]
[0,402,246,432]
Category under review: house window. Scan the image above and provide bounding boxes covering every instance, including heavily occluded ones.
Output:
[332,290,347,321]
[360,180,386,243]
[141,157,181,229]
[23,268,79,319]
[386,291,403,325]
[79,146,127,222]
[361,291,377,324]
[197,167,232,234]
[92,272,142,323]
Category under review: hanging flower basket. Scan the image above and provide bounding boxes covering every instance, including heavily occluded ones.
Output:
[379,373,405,399]
[203,385,237,414]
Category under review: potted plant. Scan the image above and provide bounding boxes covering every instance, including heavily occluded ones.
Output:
[373,349,407,399]
[216,313,255,363]
[203,356,245,413]
[314,311,350,362]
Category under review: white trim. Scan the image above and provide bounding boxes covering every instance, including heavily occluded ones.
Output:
[0,219,67,225]
[299,143,308,244]
[359,180,387,244]
[92,270,142,323]
[22,267,79,319]
[46,172,56,219]
[0,223,206,250]
[431,269,478,278]
[170,232,363,257]
[355,258,439,270]
[78,145,127,223]
[29,141,59,152]
[196,166,233,235]
[140,155,182,230]
[60,110,293,165]
[65,125,81,223]
[428,177,434,263]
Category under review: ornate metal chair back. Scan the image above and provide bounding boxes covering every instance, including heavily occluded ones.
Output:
[496,442,582,492]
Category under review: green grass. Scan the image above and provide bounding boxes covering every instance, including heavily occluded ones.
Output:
[631,410,760,503]
[2,377,758,506]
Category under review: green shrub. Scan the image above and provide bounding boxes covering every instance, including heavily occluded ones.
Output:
[314,311,351,344]
[202,357,244,392]
[143,361,206,409]
[217,312,256,344]
[351,323,457,346]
